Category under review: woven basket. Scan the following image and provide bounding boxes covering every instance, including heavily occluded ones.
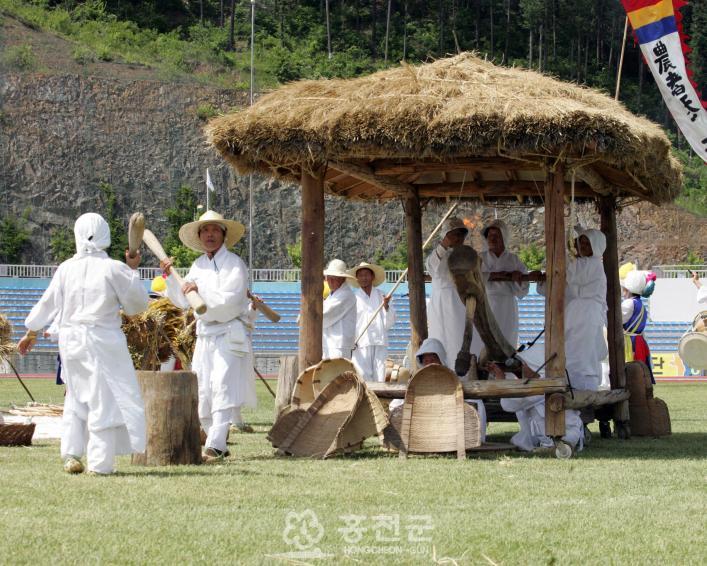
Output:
[336,380,390,453]
[277,372,364,458]
[384,360,411,383]
[0,423,36,446]
[389,365,481,459]
[291,358,356,408]
[267,405,308,447]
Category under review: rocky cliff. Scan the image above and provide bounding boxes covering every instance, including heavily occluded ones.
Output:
[1,15,704,269]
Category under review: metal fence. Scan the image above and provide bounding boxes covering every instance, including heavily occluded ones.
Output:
[653,265,707,279]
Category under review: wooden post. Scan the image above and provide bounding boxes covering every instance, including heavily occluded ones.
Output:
[275,355,299,417]
[404,188,427,352]
[299,167,325,371]
[599,195,630,430]
[544,163,566,437]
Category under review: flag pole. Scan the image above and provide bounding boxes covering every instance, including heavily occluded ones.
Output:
[615,16,629,100]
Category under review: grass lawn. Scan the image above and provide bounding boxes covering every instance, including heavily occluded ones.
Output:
[1,378,705,565]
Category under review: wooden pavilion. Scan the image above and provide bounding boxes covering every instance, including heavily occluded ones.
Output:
[206,53,682,439]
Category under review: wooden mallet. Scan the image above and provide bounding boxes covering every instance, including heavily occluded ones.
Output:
[142,229,208,315]
[247,290,281,323]
[127,212,145,259]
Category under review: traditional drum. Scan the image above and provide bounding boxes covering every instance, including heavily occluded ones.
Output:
[678,311,707,370]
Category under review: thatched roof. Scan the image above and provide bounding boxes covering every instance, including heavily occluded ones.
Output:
[206,53,682,204]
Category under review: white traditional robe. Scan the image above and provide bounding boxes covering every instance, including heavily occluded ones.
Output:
[322,282,357,359]
[500,344,584,451]
[25,251,149,465]
[166,245,257,450]
[470,250,529,355]
[351,287,395,382]
[426,243,467,369]
[698,284,707,305]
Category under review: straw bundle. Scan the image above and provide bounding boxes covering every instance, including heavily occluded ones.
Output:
[9,403,63,417]
[121,299,196,370]
[0,312,16,363]
[207,53,681,204]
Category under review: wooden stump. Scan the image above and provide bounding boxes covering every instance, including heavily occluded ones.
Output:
[275,355,299,417]
[132,370,202,466]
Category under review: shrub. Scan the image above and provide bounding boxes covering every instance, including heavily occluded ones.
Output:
[518,243,546,271]
[72,45,96,65]
[196,103,218,121]
[2,44,36,71]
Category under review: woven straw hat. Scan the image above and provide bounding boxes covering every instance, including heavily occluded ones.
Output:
[323,259,356,279]
[349,261,386,287]
[178,210,245,253]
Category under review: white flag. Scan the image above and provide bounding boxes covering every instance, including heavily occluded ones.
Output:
[206,168,216,192]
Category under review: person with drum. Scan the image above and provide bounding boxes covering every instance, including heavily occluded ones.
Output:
[322,259,358,359]
[620,265,657,383]
[18,213,149,475]
[349,261,395,382]
[161,211,257,464]
[692,271,707,305]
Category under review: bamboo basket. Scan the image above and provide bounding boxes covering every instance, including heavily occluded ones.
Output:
[290,358,356,408]
[385,365,481,459]
[0,423,36,446]
[384,359,411,383]
[276,372,364,458]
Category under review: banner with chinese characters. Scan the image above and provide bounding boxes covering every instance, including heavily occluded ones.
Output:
[621,0,707,161]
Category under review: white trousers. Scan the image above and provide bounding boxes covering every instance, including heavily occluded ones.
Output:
[352,345,387,382]
[323,346,352,360]
[61,414,120,474]
[201,408,231,452]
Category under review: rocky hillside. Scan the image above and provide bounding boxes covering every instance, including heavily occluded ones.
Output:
[1,15,704,270]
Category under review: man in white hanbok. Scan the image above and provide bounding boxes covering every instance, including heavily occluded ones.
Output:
[692,271,707,305]
[478,219,529,347]
[161,211,256,463]
[322,259,357,359]
[18,213,148,475]
[349,262,395,382]
[426,217,470,369]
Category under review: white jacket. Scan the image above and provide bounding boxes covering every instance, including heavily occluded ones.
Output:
[353,287,395,348]
[322,282,357,355]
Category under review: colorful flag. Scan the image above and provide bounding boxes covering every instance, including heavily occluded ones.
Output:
[621,0,707,161]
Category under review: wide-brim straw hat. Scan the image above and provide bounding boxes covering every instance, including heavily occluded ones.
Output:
[178,210,245,253]
[323,258,356,279]
[348,262,386,287]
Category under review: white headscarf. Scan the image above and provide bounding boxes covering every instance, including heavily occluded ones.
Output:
[578,228,606,257]
[74,213,111,257]
[482,219,510,252]
[415,338,448,367]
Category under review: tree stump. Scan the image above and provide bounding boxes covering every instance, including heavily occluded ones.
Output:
[132,370,202,466]
[275,355,299,417]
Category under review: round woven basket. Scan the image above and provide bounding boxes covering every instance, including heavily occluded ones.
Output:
[291,358,356,408]
[0,423,36,446]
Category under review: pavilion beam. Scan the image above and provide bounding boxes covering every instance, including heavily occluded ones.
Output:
[329,160,413,196]
[299,167,326,370]
[404,187,428,354]
[599,194,630,433]
[544,162,567,438]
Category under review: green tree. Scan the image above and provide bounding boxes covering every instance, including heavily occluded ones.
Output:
[0,212,31,264]
[49,226,75,263]
[518,242,545,271]
[98,181,128,260]
[164,185,201,267]
[286,238,302,268]
[374,241,408,270]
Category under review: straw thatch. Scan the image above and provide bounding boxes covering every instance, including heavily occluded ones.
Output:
[207,53,681,204]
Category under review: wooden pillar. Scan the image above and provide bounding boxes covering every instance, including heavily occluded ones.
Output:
[299,167,325,371]
[404,188,427,352]
[599,195,630,427]
[544,163,566,437]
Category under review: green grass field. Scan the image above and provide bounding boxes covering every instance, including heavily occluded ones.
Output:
[1,379,705,565]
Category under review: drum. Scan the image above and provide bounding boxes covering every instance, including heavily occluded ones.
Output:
[678,311,707,370]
